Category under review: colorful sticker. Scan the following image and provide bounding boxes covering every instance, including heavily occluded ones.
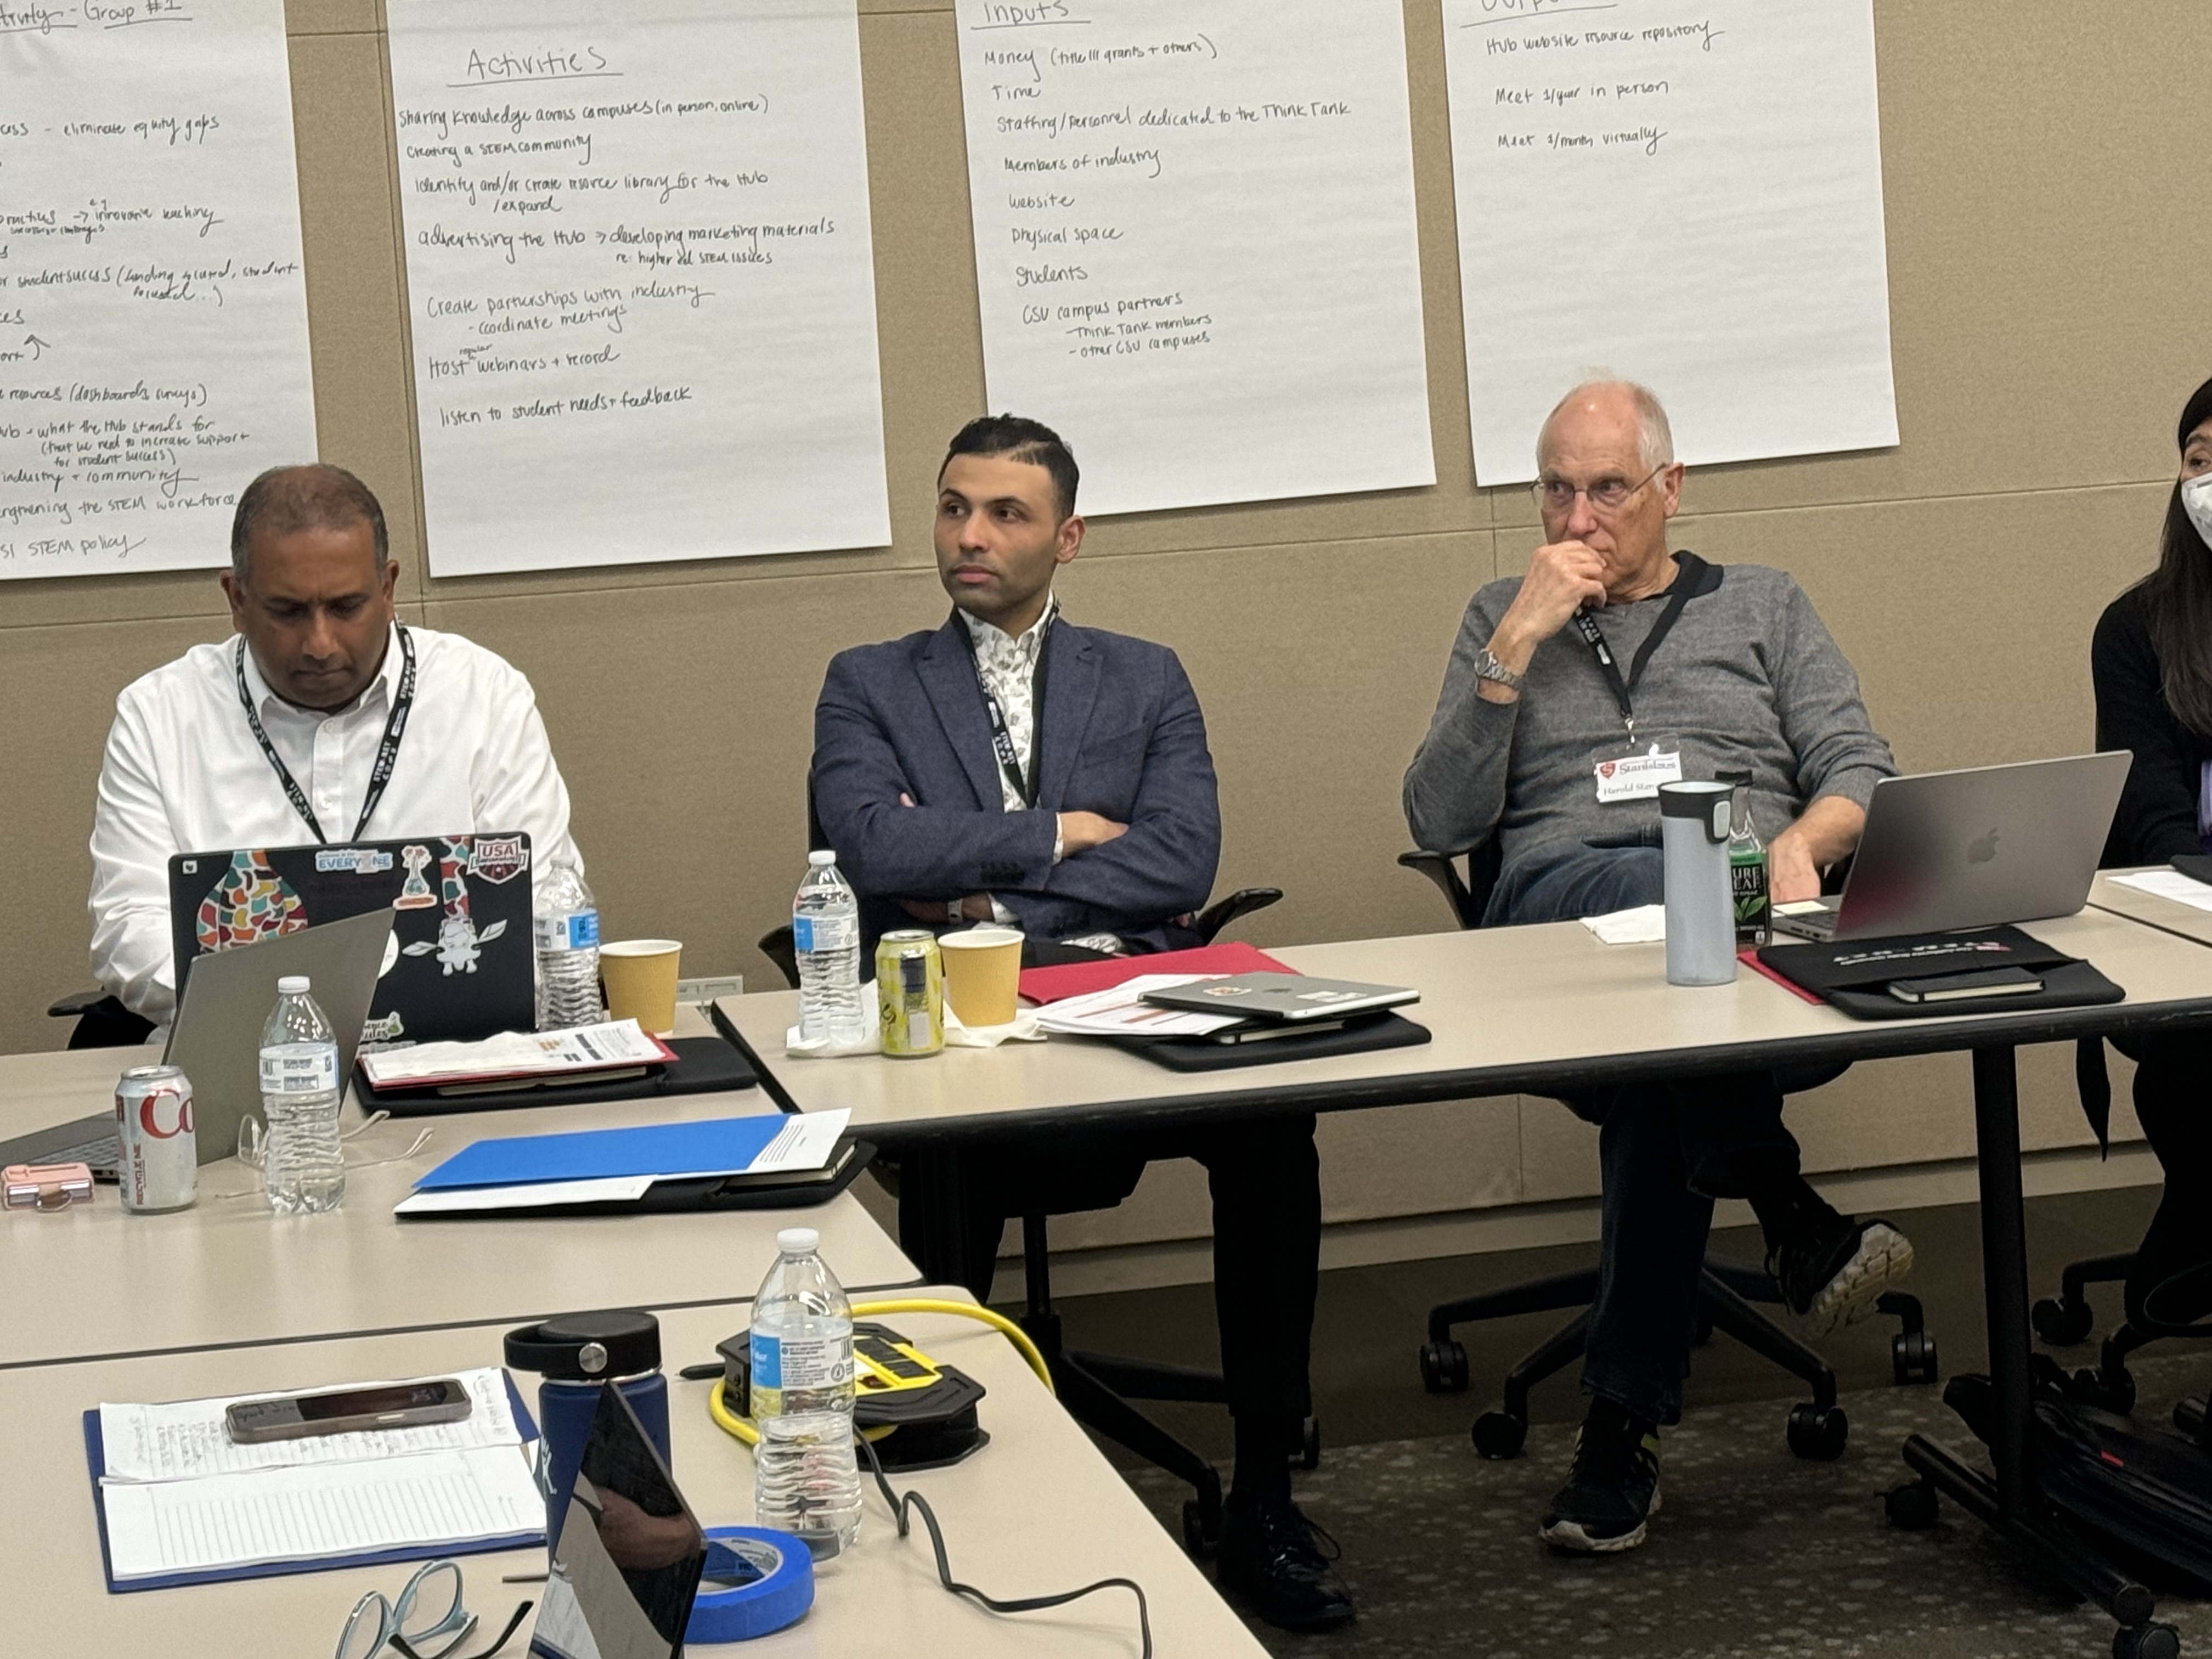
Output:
[470,835,529,884]
[194,849,308,955]
[393,844,438,910]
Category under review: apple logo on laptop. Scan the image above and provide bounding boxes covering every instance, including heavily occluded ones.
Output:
[1966,829,2001,865]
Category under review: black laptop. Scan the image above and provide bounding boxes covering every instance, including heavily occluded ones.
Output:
[167,832,536,1048]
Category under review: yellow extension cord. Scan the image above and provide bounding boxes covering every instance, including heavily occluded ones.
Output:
[706,1298,1054,1448]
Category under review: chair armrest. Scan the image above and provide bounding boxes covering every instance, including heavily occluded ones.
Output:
[1192,887,1283,945]
[1397,850,1482,930]
[755,926,800,991]
[48,987,107,1019]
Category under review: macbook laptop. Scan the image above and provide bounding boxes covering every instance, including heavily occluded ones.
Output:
[0,909,393,1180]
[167,832,534,1047]
[1769,753,2130,943]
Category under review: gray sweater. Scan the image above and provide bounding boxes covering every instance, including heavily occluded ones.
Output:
[1403,556,1895,872]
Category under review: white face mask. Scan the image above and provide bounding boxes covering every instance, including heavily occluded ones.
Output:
[2185,473,2212,546]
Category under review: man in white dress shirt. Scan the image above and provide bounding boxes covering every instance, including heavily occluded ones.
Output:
[85,464,582,1033]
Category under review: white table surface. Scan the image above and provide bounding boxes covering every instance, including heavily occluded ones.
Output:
[715,907,2212,1137]
[0,1047,918,1369]
[5,1296,1265,1657]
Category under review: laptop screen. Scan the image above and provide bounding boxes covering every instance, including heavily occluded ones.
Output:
[167,833,535,1046]
[528,1386,706,1659]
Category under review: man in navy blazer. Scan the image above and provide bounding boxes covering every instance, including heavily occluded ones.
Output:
[809,416,1352,1634]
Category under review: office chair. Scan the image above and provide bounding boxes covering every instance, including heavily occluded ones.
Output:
[760,883,1297,1554]
[2030,1036,2212,1443]
[50,989,155,1049]
[1398,844,1937,1464]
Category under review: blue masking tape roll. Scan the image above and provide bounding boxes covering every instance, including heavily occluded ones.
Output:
[685,1526,815,1643]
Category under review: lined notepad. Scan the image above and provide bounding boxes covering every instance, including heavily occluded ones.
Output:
[101,1448,543,1579]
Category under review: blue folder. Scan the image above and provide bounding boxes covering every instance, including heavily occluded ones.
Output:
[413,1113,795,1192]
[85,1374,544,1594]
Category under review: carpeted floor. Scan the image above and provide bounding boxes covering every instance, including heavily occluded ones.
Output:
[1120,1349,2212,1657]
[1032,1188,2212,1657]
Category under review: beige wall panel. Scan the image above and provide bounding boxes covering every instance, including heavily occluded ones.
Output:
[287,0,381,37]
[1520,1096,1602,1205]
[421,570,944,991]
[1063,531,1494,951]
[0,617,236,1054]
[290,30,427,596]
[1036,1094,1523,1252]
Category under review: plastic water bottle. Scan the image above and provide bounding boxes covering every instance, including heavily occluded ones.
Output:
[258,975,345,1214]
[534,861,605,1030]
[793,851,867,1048]
[751,1226,862,1556]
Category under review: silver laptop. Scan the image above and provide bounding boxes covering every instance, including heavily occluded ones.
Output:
[1769,753,2130,944]
[1,910,394,1178]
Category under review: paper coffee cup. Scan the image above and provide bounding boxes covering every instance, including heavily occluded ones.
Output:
[938,927,1023,1028]
[600,939,682,1036]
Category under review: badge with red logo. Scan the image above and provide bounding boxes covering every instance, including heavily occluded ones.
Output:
[469,835,530,885]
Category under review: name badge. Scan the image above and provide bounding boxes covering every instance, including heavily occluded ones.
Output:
[1592,736,1684,803]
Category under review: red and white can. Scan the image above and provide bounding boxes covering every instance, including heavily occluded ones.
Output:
[115,1064,196,1214]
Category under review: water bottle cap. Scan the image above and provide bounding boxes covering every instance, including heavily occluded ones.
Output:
[776,1227,820,1255]
[808,850,837,867]
[277,975,310,994]
[503,1309,661,1379]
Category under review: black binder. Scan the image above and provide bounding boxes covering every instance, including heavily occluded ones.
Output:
[1756,926,2123,1020]
[361,1034,757,1116]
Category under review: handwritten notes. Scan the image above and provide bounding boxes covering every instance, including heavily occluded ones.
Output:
[386,0,889,575]
[0,0,317,582]
[1442,0,1897,482]
[955,0,1433,516]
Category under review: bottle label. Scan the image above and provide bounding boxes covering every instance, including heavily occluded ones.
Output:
[749,1328,849,1393]
[534,910,600,952]
[259,1043,338,1093]
[1731,850,1769,939]
[792,914,856,954]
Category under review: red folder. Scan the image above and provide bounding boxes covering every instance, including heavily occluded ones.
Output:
[1018,940,1296,1006]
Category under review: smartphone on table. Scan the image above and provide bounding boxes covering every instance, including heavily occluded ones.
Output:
[225,1378,472,1442]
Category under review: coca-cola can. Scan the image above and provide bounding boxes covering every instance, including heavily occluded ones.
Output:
[115,1064,196,1213]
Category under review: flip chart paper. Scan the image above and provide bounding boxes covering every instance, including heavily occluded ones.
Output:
[954,0,1434,516]
[0,0,317,580]
[386,0,890,574]
[1442,0,1898,483]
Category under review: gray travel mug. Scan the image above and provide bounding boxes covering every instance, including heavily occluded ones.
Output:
[1660,780,1738,986]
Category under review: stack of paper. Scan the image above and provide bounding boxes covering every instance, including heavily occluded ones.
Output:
[93,1368,542,1587]
[361,1020,675,1091]
[1032,975,1249,1039]
[394,1111,850,1216]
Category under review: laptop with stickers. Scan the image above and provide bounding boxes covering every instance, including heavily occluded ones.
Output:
[166,831,536,1048]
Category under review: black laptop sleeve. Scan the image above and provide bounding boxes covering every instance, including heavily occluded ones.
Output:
[360,1034,757,1116]
[1756,926,2124,1020]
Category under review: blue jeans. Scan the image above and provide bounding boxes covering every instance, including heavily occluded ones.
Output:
[1494,841,1800,1426]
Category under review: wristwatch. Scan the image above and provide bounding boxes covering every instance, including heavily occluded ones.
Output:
[1473,647,1525,692]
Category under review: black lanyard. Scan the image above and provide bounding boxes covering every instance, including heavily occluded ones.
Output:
[1569,552,1706,740]
[955,603,1056,808]
[234,623,416,845]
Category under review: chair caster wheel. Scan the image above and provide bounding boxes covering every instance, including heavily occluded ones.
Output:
[1181,1496,1221,1559]
[2034,1296,2095,1347]
[1786,1402,1848,1460]
[1293,1416,1322,1471]
[1472,1411,1527,1460]
[2114,1621,2181,1659]
[1893,1327,1939,1386]
[2073,1366,2137,1414]
[1419,1339,1469,1395]
[1884,1479,1940,1531]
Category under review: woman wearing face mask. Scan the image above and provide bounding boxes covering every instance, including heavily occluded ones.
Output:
[2090,372,2212,1328]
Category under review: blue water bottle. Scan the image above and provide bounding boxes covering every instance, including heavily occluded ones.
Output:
[504,1309,670,1551]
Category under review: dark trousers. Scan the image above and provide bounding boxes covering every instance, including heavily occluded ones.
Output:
[2128,1034,2212,1328]
[940,1115,1323,1430]
[1496,840,1803,1425]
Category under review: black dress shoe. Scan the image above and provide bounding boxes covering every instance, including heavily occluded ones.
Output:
[1214,1492,1355,1633]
